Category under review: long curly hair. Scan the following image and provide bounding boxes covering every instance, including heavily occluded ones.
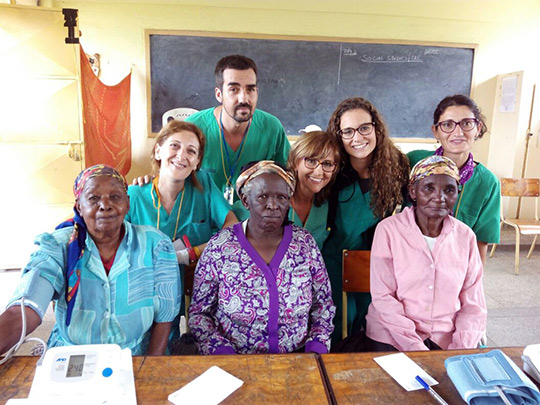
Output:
[327,97,409,218]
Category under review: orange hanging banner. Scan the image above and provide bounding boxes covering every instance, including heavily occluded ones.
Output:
[80,45,131,175]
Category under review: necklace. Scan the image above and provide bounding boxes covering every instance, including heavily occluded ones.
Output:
[150,175,186,241]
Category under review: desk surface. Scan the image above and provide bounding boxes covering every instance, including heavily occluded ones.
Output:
[322,347,526,404]
[0,347,530,404]
[0,353,329,404]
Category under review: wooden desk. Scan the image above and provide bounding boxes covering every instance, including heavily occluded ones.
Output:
[322,347,526,404]
[0,353,329,404]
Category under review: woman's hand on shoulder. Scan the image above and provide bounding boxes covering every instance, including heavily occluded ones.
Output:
[131,174,153,187]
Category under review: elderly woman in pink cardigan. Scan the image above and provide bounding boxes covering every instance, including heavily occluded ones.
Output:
[365,155,487,352]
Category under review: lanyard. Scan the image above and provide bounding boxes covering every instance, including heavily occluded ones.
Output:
[151,176,185,241]
[219,108,251,186]
[454,183,465,217]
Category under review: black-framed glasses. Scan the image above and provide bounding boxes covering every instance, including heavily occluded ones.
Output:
[303,157,337,173]
[435,118,478,133]
[337,122,375,139]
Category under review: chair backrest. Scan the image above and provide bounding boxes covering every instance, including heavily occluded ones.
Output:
[342,250,371,293]
[500,178,540,220]
[501,178,540,197]
[162,107,199,128]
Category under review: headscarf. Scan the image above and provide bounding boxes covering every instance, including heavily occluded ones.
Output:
[434,147,474,185]
[236,160,296,198]
[73,164,128,198]
[409,155,460,186]
[56,164,128,326]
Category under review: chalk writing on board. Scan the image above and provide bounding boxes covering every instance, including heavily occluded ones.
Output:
[361,54,423,63]
[424,48,440,55]
[342,48,358,56]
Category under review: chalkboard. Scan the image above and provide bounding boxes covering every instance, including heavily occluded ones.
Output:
[147,32,475,138]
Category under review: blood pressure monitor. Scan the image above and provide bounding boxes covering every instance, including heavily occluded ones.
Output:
[28,344,136,404]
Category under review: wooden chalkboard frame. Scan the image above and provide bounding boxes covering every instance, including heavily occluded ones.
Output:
[145,30,477,141]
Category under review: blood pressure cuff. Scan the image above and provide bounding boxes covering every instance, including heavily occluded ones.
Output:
[445,349,540,404]
[7,270,55,320]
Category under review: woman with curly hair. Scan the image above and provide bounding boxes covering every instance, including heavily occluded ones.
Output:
[323,97,409,343]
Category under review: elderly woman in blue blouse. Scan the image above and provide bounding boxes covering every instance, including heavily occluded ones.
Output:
[189,161,335,355]
[0,165,180,357]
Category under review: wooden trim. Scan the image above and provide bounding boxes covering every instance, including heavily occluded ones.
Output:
[145,31,154,138]
[145,29,477,49]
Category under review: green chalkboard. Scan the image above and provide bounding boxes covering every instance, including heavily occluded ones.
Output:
[147,32,474,138]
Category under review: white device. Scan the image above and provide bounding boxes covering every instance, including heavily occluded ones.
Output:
[523,344,540,384]
[27,344,136,404]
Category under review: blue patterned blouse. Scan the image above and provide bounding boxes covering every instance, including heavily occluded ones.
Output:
[8,221,180,355]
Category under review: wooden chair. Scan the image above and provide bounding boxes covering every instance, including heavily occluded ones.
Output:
[161,107,198,127]
[490,178,540,274]
[342,250,371,339]
[183,262,197,316]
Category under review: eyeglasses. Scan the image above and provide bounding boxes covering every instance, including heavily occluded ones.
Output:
[435,118,478,133]
[337,122,375,139]
[303,157,337,173]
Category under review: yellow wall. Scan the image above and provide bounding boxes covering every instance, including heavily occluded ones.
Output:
[51,0,539,188]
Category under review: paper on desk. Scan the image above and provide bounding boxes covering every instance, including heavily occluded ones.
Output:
[374,353,438,391]
[168,366,244,405]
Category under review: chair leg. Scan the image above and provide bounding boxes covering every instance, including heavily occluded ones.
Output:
[490,221,503,258]
[490,243,497,257]
[342,292,348,339]
[527,235,538,259]
[515,231,520,275]
[184,295,191,332]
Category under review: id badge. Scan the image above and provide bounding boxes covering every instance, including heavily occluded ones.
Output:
[224,185,235,205]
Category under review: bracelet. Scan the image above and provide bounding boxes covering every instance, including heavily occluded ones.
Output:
[193,246,201,259]
[187,247,197,263]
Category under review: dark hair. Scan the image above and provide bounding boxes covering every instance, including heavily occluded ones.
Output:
[214,55,258,89]
[152,120,205,191]
[433,94,488,139]
[287,131,341,206]
[327,97,409,218]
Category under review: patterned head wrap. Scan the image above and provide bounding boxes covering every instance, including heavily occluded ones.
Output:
[410,155,460,186]
[236,160,296,198]
[73,164,127,200]
[56,164,127,326]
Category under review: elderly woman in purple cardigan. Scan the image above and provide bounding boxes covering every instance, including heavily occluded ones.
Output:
[188,160,335,355]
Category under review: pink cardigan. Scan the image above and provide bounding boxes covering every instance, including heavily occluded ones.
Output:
[366,207,487,351]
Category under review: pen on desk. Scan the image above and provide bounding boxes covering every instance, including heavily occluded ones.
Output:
[415,375,449,405]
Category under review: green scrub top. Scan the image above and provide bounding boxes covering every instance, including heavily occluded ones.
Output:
[186,108,290,204]
[126,170,231,349]
[289,201,330,249]
[322,182,380,342]
[126,171,231,246]
[407,149,501,244]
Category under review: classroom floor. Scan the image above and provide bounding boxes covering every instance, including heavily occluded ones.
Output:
[0,225,538,355]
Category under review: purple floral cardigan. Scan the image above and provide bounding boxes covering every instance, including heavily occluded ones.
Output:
[188,222,335,355]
